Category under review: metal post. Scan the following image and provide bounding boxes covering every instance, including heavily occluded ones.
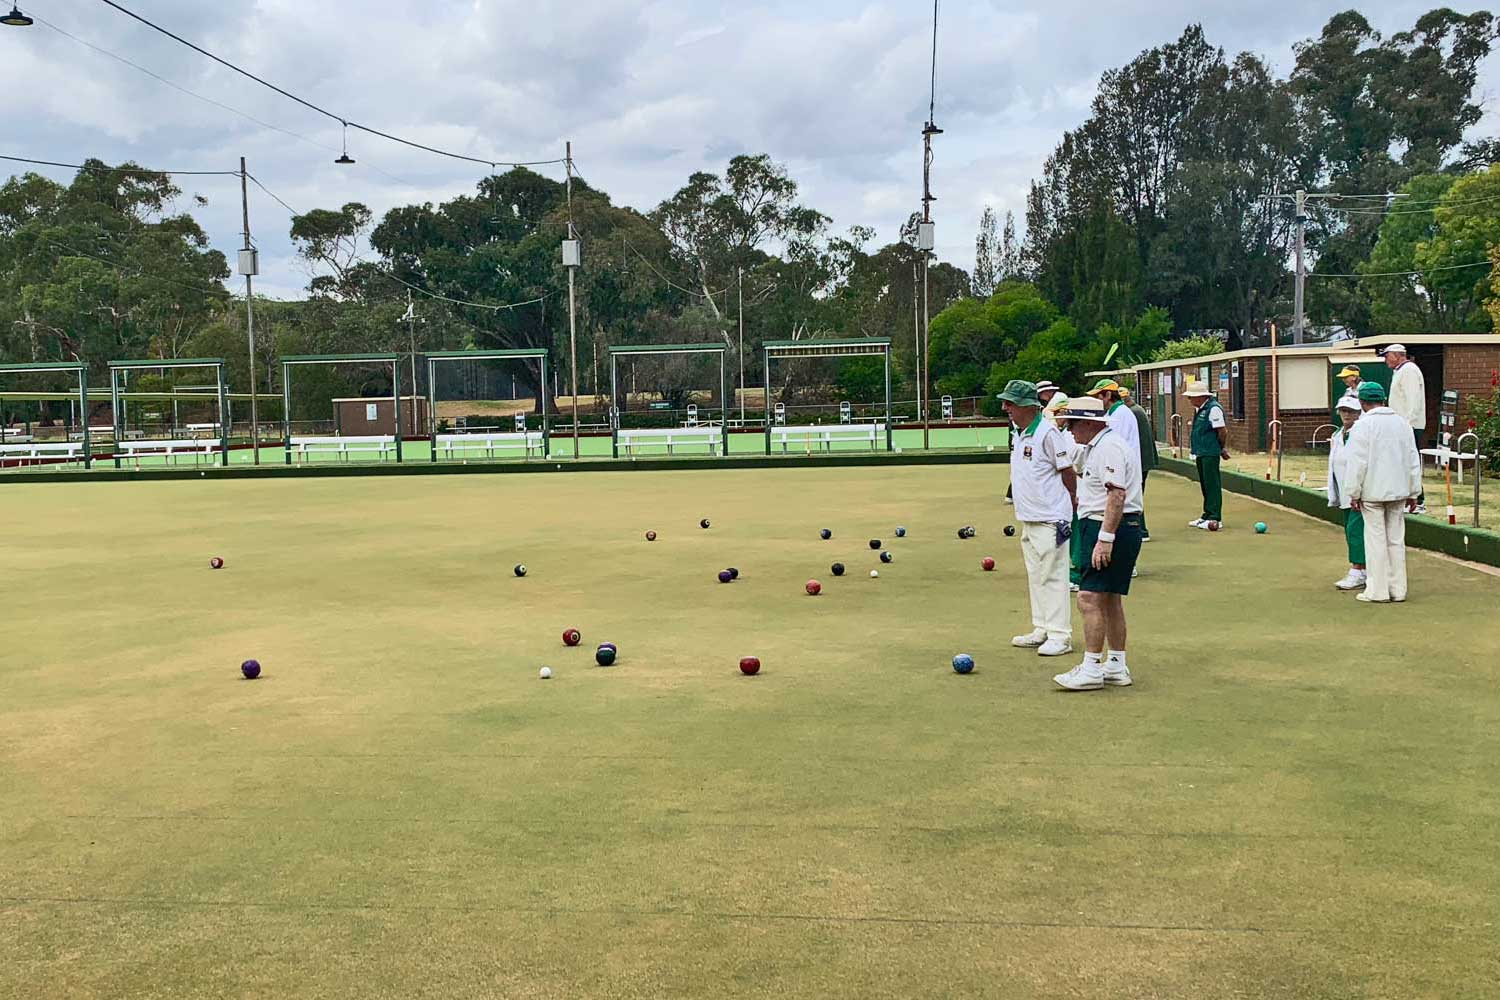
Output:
[610,354,619,459]
[764,347,772,455]
[540,356,550,458]
[218,363,229,466]
[1293,190,1306,346]
[281,362,292,465]
[1456,431,1481,527]
[720,351,729,455]
[240,158,260,465]
[922,255,932,449]
[427,357,438,463]
[912,261,921,424]
[80,370,91,470]
[566,141,580,460]
[884,348,893,452]
[392,359,403,463]
[737,267,745,424]
[109,368,121,469]
[406,289,419,438]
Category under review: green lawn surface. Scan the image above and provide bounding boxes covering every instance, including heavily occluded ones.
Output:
[3,467,1497,998]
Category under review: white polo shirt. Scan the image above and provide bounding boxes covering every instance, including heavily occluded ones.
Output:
[1076,427,1143,519]
[1010,415,1074,523]
[1106,400,1138,449]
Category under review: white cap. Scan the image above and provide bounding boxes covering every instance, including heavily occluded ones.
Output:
[1335,395,1361,412]
[1377,343,1408,356]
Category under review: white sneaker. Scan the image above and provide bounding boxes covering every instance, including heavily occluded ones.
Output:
[1188,518,1206,529]
[1412,504,1428,515]
[1356,592,1389,604]
[1011,629,1047,649]
[1053,661,1104,691]
[1335,570,1367,591]
[1037,637,1073,657]
[1003,497,1014,505]
[1140,534,1152,543]
[1103,662,1133,687]
[1131,566,1138,578]
[1069,583,1080,593]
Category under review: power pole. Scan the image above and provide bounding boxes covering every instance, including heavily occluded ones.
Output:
[912,261,922,422]
[405,289,419,436]
[564,141,580,459]
[1293,189,1306,346]
[919,0,942,450]
[737,267,745,423]
[237,157,260,465]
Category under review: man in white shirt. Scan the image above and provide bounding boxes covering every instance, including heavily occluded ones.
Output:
[1051,396,1143,692]
[998,380,1077,658]
[1343,381,1423,604]
[1379,344,1427,513]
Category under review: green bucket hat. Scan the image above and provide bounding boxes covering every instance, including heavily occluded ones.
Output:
[995,379,1042,407]
[1356,380,1387,403]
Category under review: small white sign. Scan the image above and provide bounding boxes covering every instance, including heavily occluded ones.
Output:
[366,403,378,421]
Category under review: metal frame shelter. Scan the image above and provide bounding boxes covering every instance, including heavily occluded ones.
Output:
[0,361,91,468]
[279,353,404,464]
[608,343,729,458]
[108,358,229,468]
[424,348,551,461]
[762,338,893,454]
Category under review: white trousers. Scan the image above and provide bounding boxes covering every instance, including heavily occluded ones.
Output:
[1362,501,1408,602]
[1021,521,1072,640]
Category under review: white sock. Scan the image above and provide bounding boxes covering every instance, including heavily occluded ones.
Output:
[1084,652,1102,665]
[1107,650,1127,668]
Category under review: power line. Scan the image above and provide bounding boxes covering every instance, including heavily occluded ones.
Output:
[93,0,566,170]
[1,154,238,177]
[622,239,731,300]
[1308,258,1496,279]
[32,15,421,189]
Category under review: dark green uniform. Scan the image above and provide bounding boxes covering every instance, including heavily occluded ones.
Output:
[1128,401,1156,538]
[1191,398,1225,522]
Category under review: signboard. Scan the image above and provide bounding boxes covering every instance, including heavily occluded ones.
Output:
[1159,372,1171,395]
[1219,367,1230,391]
[648,401,671,411]
[365,403,378,421]
[1231,361,1240,377]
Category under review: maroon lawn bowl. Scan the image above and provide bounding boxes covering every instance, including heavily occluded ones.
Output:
[210,557,224,570]
[645,530,657,542]
[562,628,582,647]
[982,557,996,572]
[805,580,822,596]
[739,656,761,676]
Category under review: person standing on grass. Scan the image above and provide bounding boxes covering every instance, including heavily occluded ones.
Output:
[1327,395,1367,591]
[1052,396,1142,691]
[1380,344,1427,514]
[1184,381,1229,530]
[1344,381,1423,604]
[1119,386,1157,542]
[997,380,1077,658]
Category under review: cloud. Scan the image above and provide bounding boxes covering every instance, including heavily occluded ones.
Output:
[0,0,1494,298]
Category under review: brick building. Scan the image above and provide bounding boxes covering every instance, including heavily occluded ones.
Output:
[1120,334,1498,452]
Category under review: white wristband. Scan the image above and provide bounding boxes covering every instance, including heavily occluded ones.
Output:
[1097,530,1116,543]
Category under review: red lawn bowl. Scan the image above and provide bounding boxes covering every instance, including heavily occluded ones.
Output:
[982,557,996,572]
[645,530,657,541]
[739,656,761,676]
[562,628,582,647]
[210,557,224,570]
[805,580,822,596]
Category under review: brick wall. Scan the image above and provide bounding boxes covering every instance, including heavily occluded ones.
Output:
[1444,345,1500,433]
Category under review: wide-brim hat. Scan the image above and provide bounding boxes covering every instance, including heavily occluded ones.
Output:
[1058,397,1108,423]
[1035,380,1058,395]
[1183,380,1213,397]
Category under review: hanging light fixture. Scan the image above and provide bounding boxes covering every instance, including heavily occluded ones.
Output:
[2,6,34,26]
[334,122,355,165]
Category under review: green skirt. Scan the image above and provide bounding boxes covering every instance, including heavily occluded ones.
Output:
[1345,508,1365,566]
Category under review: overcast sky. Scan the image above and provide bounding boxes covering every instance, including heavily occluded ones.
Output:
[2,0,1496,299]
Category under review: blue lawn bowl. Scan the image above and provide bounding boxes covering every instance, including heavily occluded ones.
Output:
[820,528,832,540]
[241,659,261,680]
[952,653,975,675]
[894,526,907,538]
[595,645,617,667]
[1255,521,1269,534]
[718,569,734,584]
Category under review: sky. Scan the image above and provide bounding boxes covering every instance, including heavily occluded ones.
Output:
[1,0,1496,300]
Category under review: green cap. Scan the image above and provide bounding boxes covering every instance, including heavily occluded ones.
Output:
[995,379,1042,407]
[1357,380,1387,403]
[1086,378,1120,397]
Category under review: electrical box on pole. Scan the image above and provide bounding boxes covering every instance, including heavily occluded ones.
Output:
[561,240,581,268]
[237,249,259,276]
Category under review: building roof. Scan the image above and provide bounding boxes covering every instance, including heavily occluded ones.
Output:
[1129,333,1497,373]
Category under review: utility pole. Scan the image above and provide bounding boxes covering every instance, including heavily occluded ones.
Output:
[1293,189,1306,346]
[405,289,419,436]
[237,157,260,465]
[737,267,745,423]
[564,141,580,459]
[912,261,922,423]
[919,0,941,450]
